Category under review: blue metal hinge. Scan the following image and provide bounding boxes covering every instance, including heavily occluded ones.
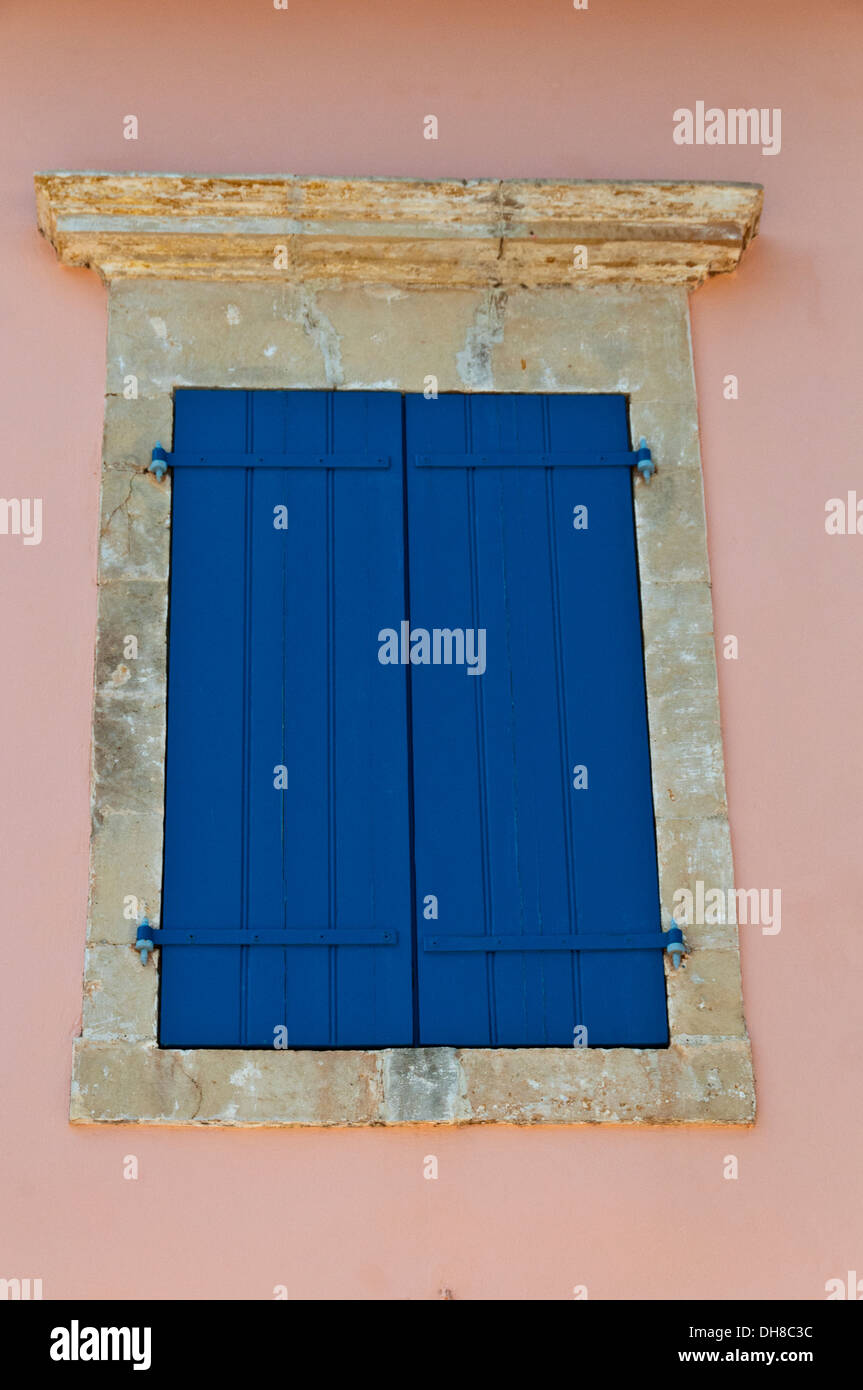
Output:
[134,917,155,964]
[149,443,170,480]
[666,921,687,969]
[634,437,654,482]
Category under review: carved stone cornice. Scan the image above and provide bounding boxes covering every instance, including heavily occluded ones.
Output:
[35,172,762,288]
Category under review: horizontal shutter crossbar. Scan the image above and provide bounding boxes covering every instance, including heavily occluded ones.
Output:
[156,450,392,470]
[423,932,672,952]
[414,451,638,469]
[139,927,396,948]
[151,441,652,479]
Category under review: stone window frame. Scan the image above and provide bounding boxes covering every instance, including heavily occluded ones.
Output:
[36,173,762,1126]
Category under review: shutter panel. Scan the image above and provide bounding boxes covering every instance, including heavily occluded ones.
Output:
[160,390,413,1046]
[405,393,668,1046]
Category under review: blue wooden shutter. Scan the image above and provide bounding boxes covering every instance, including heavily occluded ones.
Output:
[405,393,667,1047]
[159,390,413,1047]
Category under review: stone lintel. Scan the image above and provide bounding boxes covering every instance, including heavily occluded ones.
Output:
[35,173,763,287]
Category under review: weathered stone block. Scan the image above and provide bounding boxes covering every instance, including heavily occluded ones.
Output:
[98,468,171,583]
[107,282,331,394]
[629,397,701,472]
[634,464,710,583]
[92,699,166,816]
[102,393,174,468]
[648,681,727,821]
[456,1040,754,1125]
[641,580,715,653]
[493,286,692,399]
[71,1042,382,1126]
[655,816,737,946]
[88,810,164,943]
[82,945,158,1041]
[666,949,748,1039]
[644,630,719,705]
[319,284,483,393]
[71,1042,201,1123]
[381,1048,460,1124]
[94,581,167,703]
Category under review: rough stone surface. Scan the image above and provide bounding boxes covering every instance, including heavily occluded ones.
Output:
[94,581,167,703]
[654,815,737,948]
[81,946,157,1041]
[107,283,329,396]
[36,173,763,288]
[88,810,164,943]
[641,580,715,654]
[92,698,166,817]
[491,286,693,398]
[98,468,171,583]
[456,1041,755,1125]
[648,683,727,822]
[629,398,701,471]
[102,394,175,465]
[635,465,711,584]
[71,1042,382,1126]
[381,1048,461,1125]
[666,950,748,1039]
[70,1041,754,1126]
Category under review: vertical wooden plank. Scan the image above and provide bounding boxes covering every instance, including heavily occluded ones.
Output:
[160,391,249,1045]
[406,395,491,1043]
[272,391,334,1044]
[547,396,667,1045]
[469,396,577,1044]
[330,392,413,1044]
[242,391,289,1046]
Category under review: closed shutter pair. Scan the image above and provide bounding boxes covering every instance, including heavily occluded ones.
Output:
[158,390,668,1048]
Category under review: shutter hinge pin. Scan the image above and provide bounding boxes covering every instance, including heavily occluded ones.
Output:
[134,917,155,964]
[666,920,687,969]
[635,438,654,482]
[149,443,170,481]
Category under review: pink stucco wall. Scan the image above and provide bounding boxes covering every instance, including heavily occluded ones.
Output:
[2,0,860,1298]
